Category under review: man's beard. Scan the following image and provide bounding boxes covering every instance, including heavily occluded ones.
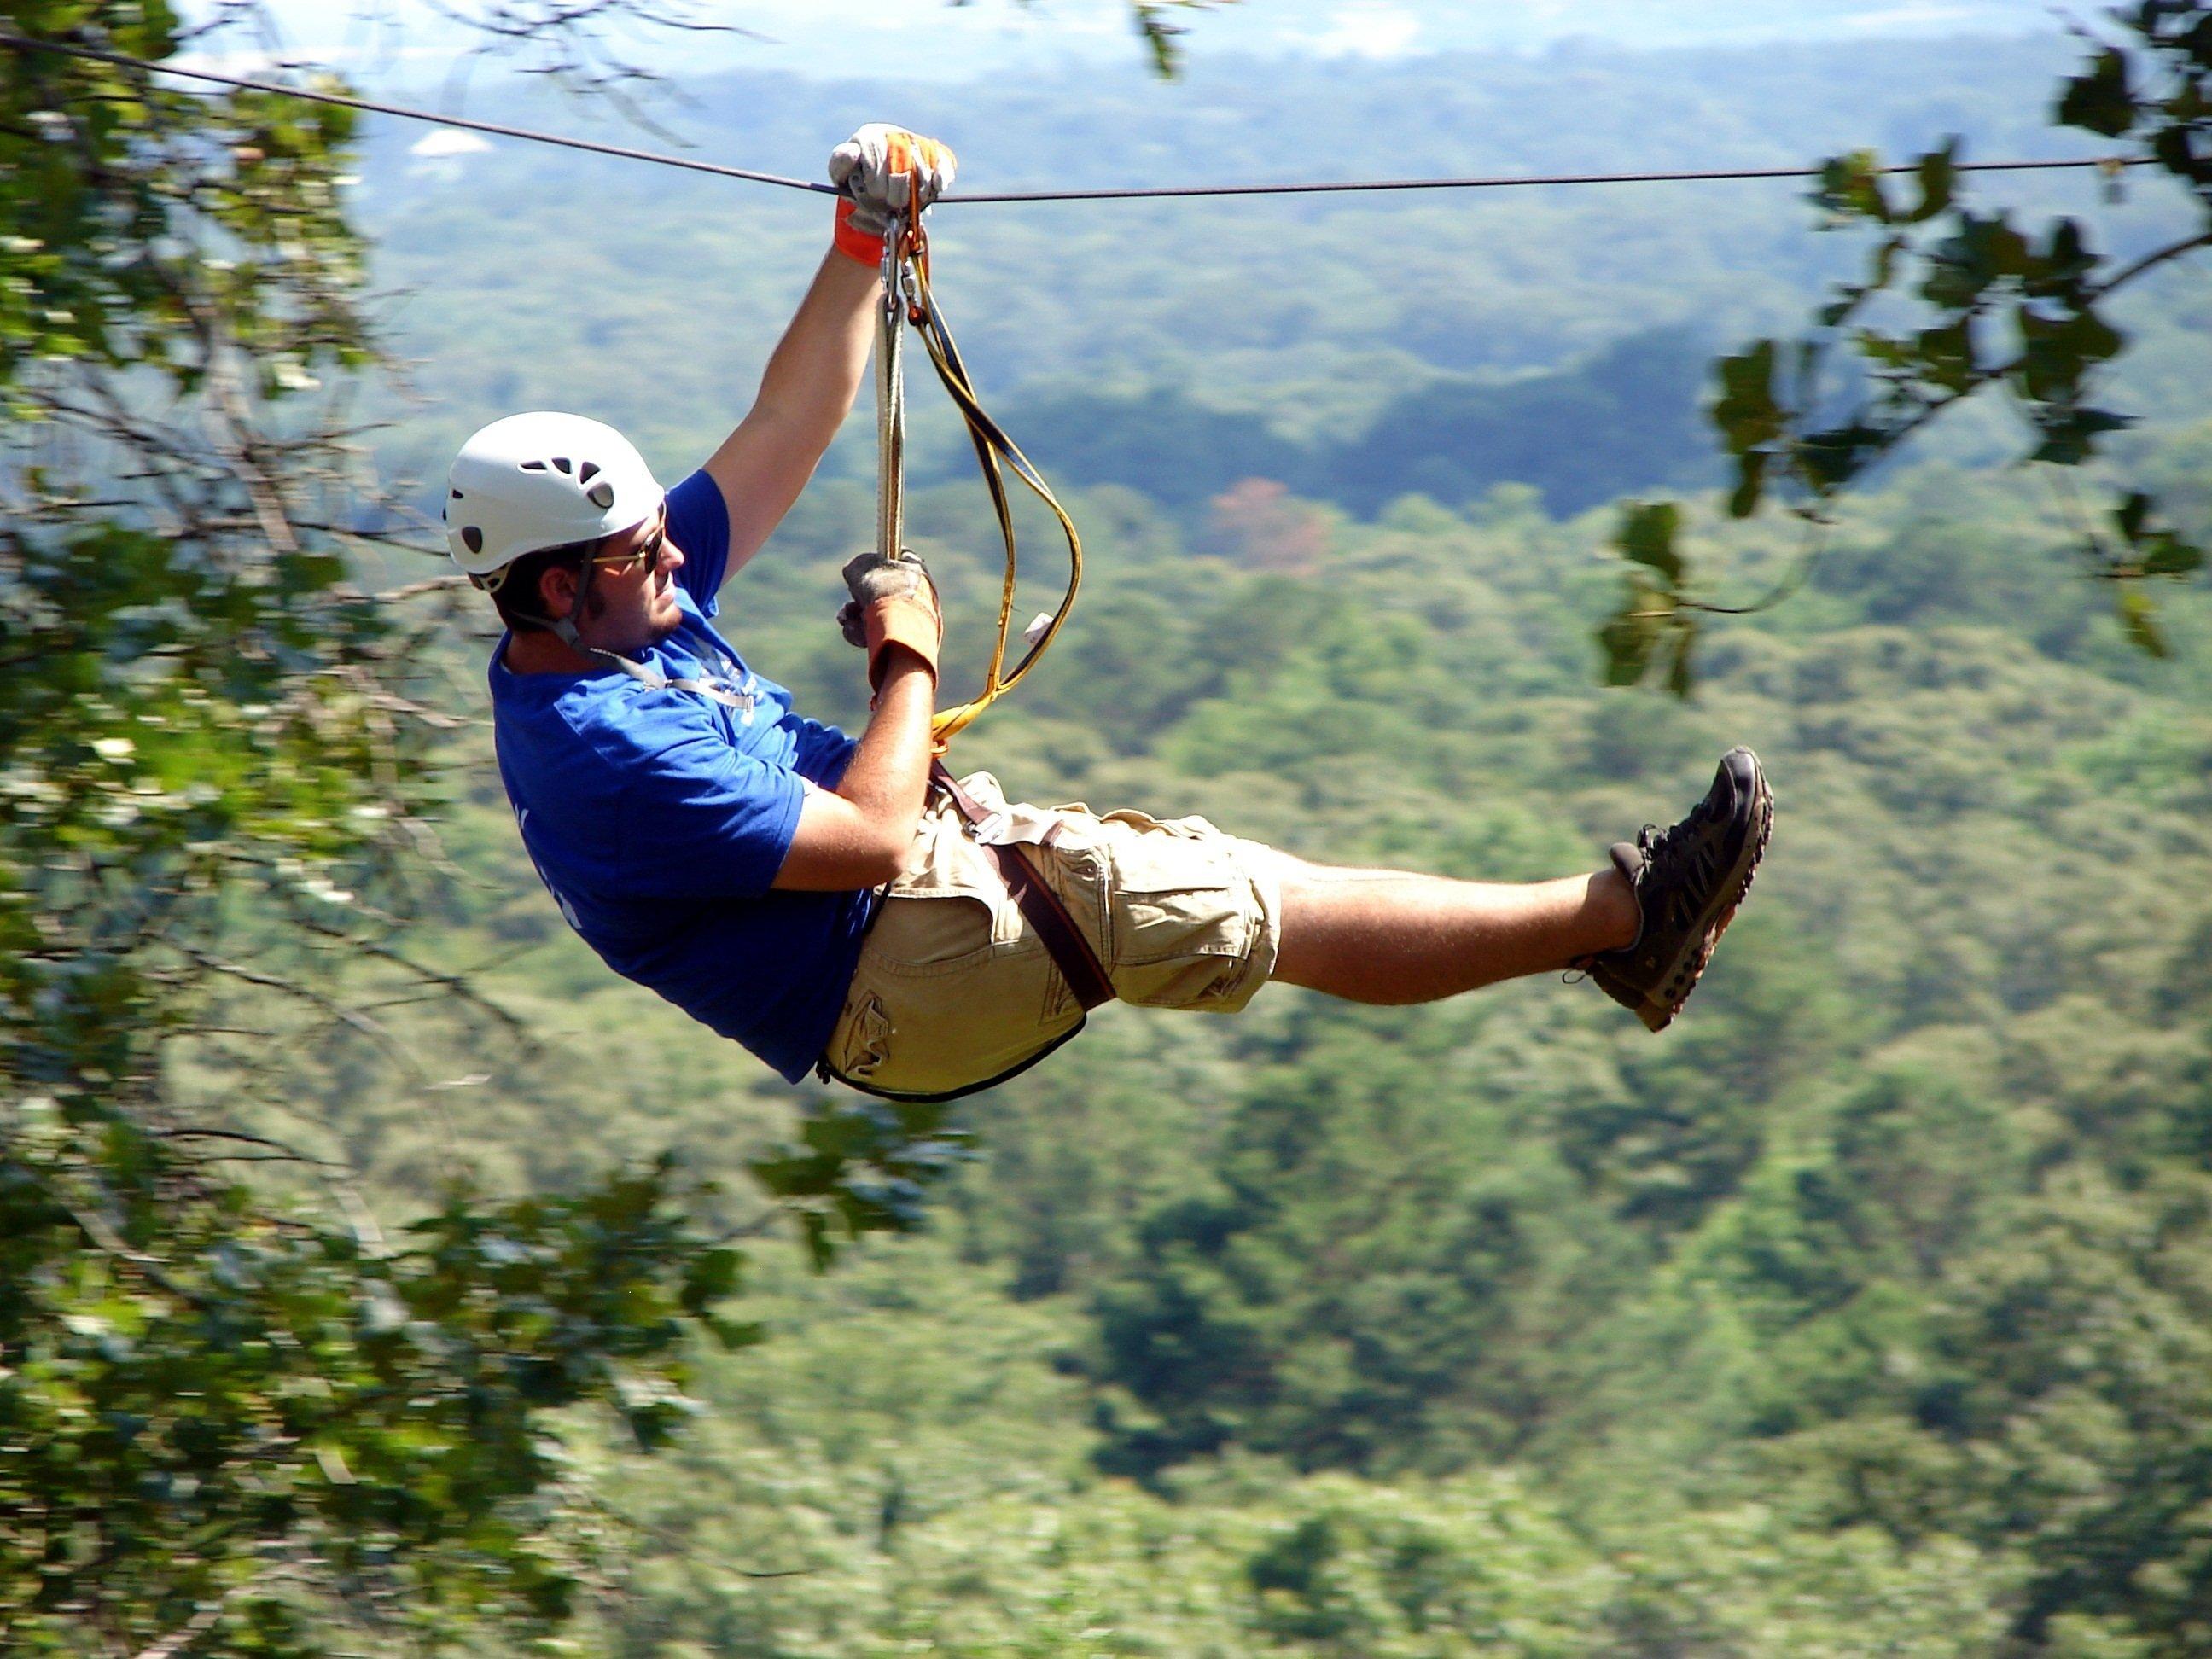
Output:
[582,585,679,647]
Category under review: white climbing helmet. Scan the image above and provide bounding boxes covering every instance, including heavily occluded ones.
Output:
[444,411,664,591]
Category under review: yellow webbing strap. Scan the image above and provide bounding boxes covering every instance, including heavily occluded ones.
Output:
[874,219,1083,749]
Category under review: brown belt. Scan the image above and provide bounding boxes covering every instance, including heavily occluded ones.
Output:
[928,761,1115,1012]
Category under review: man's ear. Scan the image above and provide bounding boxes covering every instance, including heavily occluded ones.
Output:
[537,562,579,622]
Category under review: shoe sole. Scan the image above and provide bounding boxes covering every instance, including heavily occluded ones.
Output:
[1634,753,1773,1033]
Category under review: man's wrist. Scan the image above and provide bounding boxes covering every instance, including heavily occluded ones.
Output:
[874,644,937,689]
[866,646,938,725]
[833,198,884,266]
[860,592,941,689]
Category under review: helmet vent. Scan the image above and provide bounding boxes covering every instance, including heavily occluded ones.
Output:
[552,456,573,474]
[586,482,615,509]
[521,459,549,472]
[578,461,601,486]
[450,488,463,498]
[461,526,484,554]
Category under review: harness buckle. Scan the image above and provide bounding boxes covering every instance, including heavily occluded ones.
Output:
[964,809,1012,846]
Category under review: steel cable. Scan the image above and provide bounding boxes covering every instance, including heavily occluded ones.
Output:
[1,30,2149,205]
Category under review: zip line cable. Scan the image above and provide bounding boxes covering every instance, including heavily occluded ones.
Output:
[948,155,2143,201]
[2,30,2150,204]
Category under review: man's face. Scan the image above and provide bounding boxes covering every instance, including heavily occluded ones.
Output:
[542,506,684,655]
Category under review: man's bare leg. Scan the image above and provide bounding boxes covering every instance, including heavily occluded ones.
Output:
[1266,854,1640,1004]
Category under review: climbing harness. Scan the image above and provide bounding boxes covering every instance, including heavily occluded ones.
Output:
[928,760,1113,1009]
[813,759,1114,1104]
[871,210,1084,749]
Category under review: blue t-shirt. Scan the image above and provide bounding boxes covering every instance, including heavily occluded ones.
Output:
[489,469,871,1082]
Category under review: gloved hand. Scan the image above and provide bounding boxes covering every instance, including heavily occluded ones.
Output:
[838,551,943,686]
[829,124,957,265]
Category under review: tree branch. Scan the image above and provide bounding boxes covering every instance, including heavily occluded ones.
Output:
[2094,229,2212,298]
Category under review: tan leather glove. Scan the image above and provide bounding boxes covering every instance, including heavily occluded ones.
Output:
[838,551,943,687]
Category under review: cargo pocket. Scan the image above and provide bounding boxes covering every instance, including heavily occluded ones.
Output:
[1092,812,1260,1010]
[829,989,894,1082]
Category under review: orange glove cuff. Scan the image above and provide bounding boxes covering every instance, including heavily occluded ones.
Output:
[833,197,882,266]
[863,596,940,687]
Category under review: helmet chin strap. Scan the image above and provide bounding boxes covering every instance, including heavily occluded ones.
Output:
[536,553,607,661]
[539,562,757,714]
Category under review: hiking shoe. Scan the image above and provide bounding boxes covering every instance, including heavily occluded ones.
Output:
[1586,746,1773,1033]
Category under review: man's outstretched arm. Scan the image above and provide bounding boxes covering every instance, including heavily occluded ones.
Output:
[702,247,878,579]
[704,125,957,580]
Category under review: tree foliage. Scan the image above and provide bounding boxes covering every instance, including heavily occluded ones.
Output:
[1,1127,751,1653]
[0,6,791,1651]
[1601,1,2212,690]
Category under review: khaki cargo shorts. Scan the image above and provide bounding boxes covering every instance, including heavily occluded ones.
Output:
[821,771,1282,1097]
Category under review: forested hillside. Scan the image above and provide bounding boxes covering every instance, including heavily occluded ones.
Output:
[215,410,2212,1651]
[118,27,2212,1656]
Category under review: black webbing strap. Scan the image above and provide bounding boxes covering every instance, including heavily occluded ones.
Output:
[929,762,1115,1012]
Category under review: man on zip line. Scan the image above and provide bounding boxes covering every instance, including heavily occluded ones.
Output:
[446,125,1773,1100]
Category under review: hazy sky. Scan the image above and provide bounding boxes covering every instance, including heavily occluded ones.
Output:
[183,0,2060,84]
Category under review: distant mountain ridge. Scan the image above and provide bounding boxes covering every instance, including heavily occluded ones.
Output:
[361,29,2206,509]
[982,329,1718,519]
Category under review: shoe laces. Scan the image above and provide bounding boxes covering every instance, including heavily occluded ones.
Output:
[1635,818,1692,874]
[1638,774,1731,877]
[1633,812,1724,936]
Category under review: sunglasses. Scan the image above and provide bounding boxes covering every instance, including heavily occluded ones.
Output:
[590,516,666,577]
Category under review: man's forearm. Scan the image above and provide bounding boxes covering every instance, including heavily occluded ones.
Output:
[834,651,937,855]
[705,249,880,570]
[753,250,879,454]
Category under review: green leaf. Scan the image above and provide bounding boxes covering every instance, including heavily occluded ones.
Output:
[2116,585,2169,656]
[1906,139,1959,222]
[1728,448,1771,520]
[703,1314,766,1352]
[1853,329,1912,370]
[1616,501,1683,582]
[2150,121,2212,186]
[1134,2,1190,78]
[1597,602,1656,688]
[1912,317,1979,393]
[678,1246,742,1315]
[2115,490,2152,544]
[1813,150,1893,223]
[1712,341,1784,455]
[1664,622,1699,701]
[2026,406,2133,465]
[2042,217,2094,285]
[1796,422,1888,492]
[2057,47,2137,137]
[2139,533,2205,578]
